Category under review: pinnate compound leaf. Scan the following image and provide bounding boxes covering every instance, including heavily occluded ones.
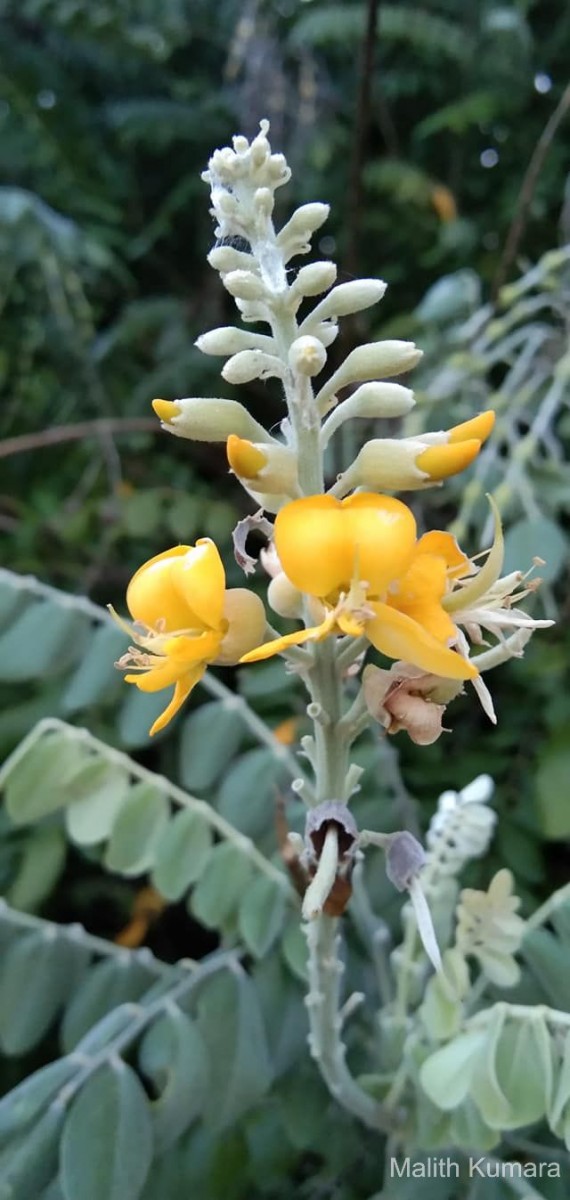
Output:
[179,701,244,791]
[151,809,213,901]
[419,1029,488,1110]
[238,874,287,958]
[0,932,89,1055]
[139,1008,209,1151]
[104,783,169,875]
[195,966,273,1130]
[61,1061,153,1200]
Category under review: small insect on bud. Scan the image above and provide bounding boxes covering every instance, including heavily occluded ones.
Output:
[288,336,327,377]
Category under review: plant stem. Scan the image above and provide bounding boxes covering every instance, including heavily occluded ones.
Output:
[304,913,393,1131]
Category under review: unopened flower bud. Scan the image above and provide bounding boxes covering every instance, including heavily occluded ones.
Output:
[315,340,423,413]
[334,412,494,494]
[313,321,339,348]
[214,588,267,666]
[222,270,266,301]
[288,336,327,377]
[277,203,330,247]
[152,396,271,444]
[196,327,275,357]
[227,434,298,495]
[222,349,283,385]
[268,572,304,618]
[293,261,337,298]
[302,279,386,328]
[254,187,274,218]
[207,246,256,273]
[321,382,416,445]
[385,831,426,892]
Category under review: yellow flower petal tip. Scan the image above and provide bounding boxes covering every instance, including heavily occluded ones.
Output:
[227,434,267,479]
[448,409,495,445]
[153,398,181,422]
[416,438,481,481]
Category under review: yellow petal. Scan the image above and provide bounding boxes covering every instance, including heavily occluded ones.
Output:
[341,493,417,593]
[153,399,181,423]
[149,668,203,736]
[448,410,495,445]
[170,538,225,629]
[227,434,267,480]
[240,614,336,663]
[366,601,477,680]
[415,530,472,578]
[275,495,354,597]
[416,439,481,481]
[274,493,416,599]
[125,658,188,692]
[127,546,194,630]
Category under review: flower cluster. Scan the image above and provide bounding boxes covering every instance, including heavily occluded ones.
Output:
[111,122,552,736]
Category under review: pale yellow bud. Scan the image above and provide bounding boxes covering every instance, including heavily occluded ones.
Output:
[222,349,283,385]
[302,279,386,327]
[315,340,423,414]
[288,336,327,377]
[267,572,304,618]
[152,397,271,444]
[215,589,267,665]
[196,327,274,356]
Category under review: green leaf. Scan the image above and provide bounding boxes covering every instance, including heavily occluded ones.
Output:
[195,967,273,1130]
[151,809,213,901]
[0,931,89,1055]
[0,1104,64,1197]
[178,701,244,791]
[419,1029,488,1110]
[448,1096,500,1152]
[254,955,307,1078]
[503,515,567,583]
[0,600,89,681]
[536,734,570,839]
[7,824,67,911]
[189,842,253,931]
[216,747,282,839]
[493,1014,553,1127]
[549,1031,570,1131]
[4,733,88,826]
[65,760,130,847]
[0,1058,77,1147]
[61,958,155,1052]
[470,1008,513,1129]
[62,623,126,713]
[118,688,170,749]
[139,1008,209,1151]
[281,917,308,983]
[104,783,169,875]
[61,1061,153,1200]
[522,927,570,1008]
[238,874,287,958]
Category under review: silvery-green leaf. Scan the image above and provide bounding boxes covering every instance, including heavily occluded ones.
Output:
[5,734,88,825]
[118,689,169,749]
[151,809,213,901]
[65,760,130,846]
[179,701,243,791]
[139,1008,209,1152]
[470,1008,513,1129]
[189,842,253,931]
[419,1029,488,1110]
[62,623,126,713]
[0,600,89,681]
[104,783,169,875]
[0,1057,77,1146]
[0,1103,64,1196]
[492,1014,553,1127]
[60,1061,153,1200]
[7,825,67,911]
[0,931,89,1055]
[195,966,272,1130]
[61,958,155,1052]
[238,874,287,958]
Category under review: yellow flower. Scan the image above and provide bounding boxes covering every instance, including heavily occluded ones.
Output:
[240,494,477,681]
[112,541,265,735]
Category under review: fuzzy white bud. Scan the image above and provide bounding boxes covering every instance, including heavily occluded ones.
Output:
[293,261,337,298]
[277,203,330,246]
[288,336,327,377]
[207,246,256,273]
[153,396,272,444]
[302,279,386,328]
[222,270,266,301]
[222,349,283,384]
[315,340,423,413]
[196,327,275,357]
[321,382,415,445]
[313,321,339,348]
[334,438,429,494]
